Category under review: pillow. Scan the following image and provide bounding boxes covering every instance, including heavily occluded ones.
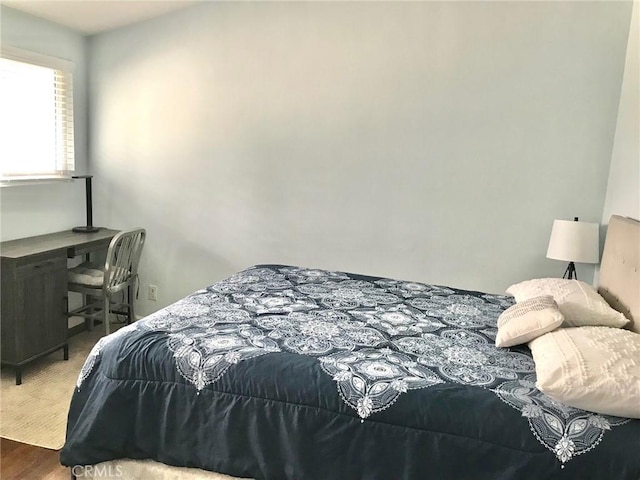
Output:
[529,326,640,418]
[495,295,564,347]
[506,278,628,328]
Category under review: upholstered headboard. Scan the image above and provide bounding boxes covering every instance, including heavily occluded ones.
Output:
[598,215,640,333]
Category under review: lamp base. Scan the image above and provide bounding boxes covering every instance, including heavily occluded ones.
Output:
[563,261,577,280]
[72,226,101,233]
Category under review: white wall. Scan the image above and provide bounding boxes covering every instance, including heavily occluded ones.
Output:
[0,7,89,241]
[85,1,631,315]
[602,1,639,225]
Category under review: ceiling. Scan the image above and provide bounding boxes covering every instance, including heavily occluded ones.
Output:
[2,0,200,35]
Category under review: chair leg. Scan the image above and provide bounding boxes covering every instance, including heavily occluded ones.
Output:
[104,295,111,335]
[128,285,135,325]
[82,292,94,331]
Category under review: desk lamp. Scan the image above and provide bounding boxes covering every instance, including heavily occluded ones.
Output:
[72,175,100,233]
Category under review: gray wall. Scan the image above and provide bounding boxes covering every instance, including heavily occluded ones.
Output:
[87,1,632,316]
[601,1,639,225]
[0,7,89,241]
[1,3,632,317]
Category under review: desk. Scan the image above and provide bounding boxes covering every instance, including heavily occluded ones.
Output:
[1,228,118,385]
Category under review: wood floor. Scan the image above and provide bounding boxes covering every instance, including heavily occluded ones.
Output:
[1,438,69,480]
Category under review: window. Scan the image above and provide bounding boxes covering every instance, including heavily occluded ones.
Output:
[0,47,74,185]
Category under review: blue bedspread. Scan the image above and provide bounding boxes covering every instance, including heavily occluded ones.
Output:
[61,265,640,480]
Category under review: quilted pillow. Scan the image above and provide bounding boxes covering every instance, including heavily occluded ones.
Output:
[495,295,564,347]
[506,278,628,328]
[529,326,640,418]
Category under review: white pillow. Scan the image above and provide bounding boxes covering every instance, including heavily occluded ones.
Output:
[495,295,564,347]
[529,326,640,418]
[506,278,628,328]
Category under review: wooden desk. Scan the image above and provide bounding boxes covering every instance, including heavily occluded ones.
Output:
[1,228,118,385]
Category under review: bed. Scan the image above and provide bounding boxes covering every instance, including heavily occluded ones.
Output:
[61,215,640,480]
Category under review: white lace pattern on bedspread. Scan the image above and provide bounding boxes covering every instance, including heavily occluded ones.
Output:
[77,266,631,463]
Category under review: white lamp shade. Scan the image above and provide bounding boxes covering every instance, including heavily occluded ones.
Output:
[546,219,600,264]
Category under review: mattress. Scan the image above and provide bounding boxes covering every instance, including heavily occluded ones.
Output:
[61,265,640,480]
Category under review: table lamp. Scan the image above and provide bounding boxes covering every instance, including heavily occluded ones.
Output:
[546,217,599,280]
[72,175,100,233]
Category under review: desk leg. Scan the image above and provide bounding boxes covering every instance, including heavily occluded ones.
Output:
[15,367,22,386]
[63,344,69,361]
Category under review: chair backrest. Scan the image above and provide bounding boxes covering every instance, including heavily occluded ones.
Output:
[103,228,146,295]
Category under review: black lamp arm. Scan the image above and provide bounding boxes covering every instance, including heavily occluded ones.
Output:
[72,175,100,233]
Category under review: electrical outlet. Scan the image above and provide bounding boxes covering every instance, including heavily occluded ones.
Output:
[148,285,158,301]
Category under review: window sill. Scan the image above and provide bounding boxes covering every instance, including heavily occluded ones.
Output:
[0,176,74,187]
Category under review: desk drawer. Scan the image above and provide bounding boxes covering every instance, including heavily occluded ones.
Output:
[16,256,67,279]
[69,238,113,258]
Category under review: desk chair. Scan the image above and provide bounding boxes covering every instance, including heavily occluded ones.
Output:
[68,228,146,334]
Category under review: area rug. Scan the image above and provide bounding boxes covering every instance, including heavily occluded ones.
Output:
[0,328,106,450]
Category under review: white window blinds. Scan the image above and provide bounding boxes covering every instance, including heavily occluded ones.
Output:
[0,47,75,185]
